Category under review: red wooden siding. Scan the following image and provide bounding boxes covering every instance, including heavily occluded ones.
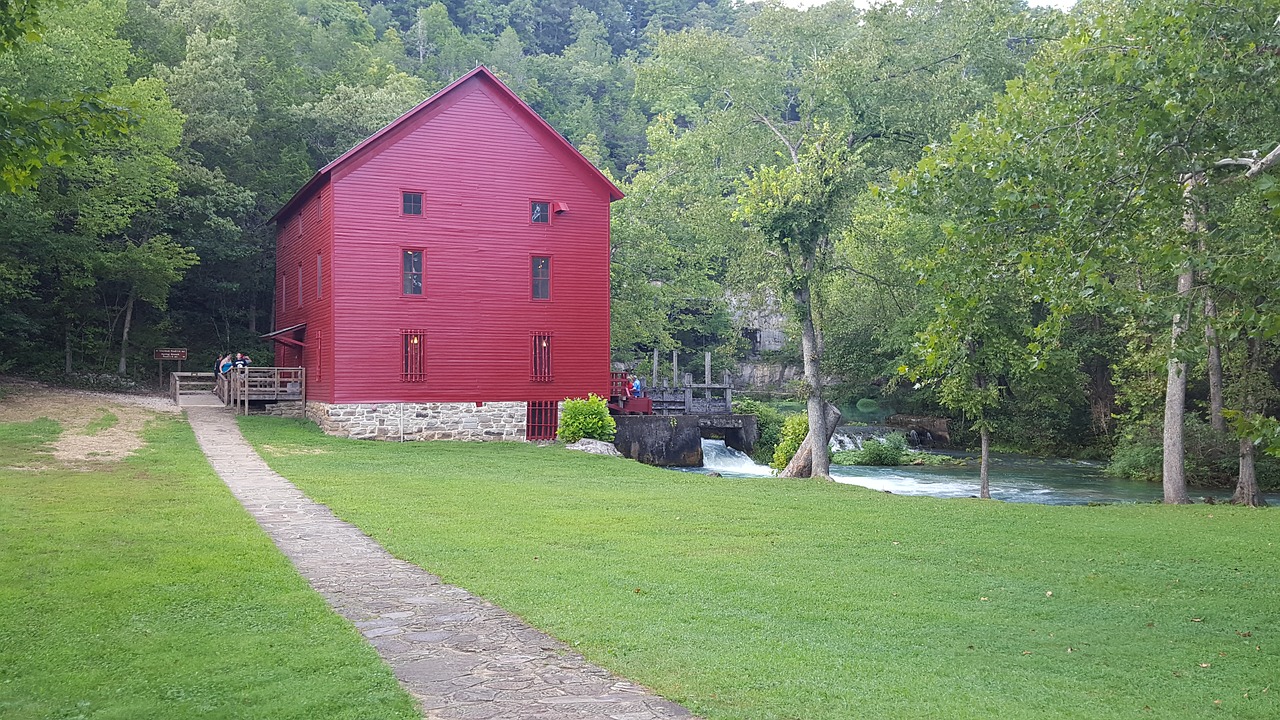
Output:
[275,68,616,406]
[274,182,334,401]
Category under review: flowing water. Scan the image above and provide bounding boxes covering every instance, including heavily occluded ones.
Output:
[696,440,1277,506]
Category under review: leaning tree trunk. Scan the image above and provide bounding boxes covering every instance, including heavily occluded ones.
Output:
[117,287,137,377]
[979,425,991,500]
[1231,336,1267,507]
[781,401,842,478]
[1205,294,1226,433]
[795,275,831,478]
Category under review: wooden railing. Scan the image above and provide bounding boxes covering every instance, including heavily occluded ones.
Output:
[216,367,306,415]
[646,373,734,415]
[170,372,217,405]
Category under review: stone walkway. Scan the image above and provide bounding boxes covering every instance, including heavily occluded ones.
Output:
[185,407,696,720]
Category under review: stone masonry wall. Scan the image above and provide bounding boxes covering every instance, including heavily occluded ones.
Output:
[306,401,527,441]
[259,400,306,419]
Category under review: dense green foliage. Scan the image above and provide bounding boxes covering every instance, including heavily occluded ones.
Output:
[769,411,807,472]
[0,416,419,719]
[833,433,907,466]
[242,417,1280,720]
[557,393,616,443]
[731,397,782,464]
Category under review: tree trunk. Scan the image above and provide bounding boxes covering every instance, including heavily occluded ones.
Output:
[64,328,73,375]
[781,401,842,478]
[248,295,257,334]
[1232,438,1265,507]
[1161,268,1193,504]
[1205,296,1225,433]
[1163,174,1201,505]
[979,426,991,499]
[795,278,830,478]
[117,287,137,377]
[1231,337,1267,507]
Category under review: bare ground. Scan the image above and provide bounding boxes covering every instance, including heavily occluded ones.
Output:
[0,378,178,469]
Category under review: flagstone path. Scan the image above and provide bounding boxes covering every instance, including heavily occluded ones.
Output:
[185,406,696,720]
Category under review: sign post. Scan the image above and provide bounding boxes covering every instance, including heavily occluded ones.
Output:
[154,348,188,387]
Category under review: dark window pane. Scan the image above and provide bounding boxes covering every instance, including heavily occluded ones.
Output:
[531,256,550,300]
[403,250,423,295]
[531,201,549,223]
[402,192,423,215]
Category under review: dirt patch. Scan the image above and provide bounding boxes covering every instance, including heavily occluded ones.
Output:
[0,378,179,468]
[261,444,330,456]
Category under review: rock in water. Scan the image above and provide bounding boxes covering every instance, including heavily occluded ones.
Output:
[565,439,624,457]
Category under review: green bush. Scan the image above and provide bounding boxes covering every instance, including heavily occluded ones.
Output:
[831,433,908,466]
[557,394,616,443]
[770,413,809,472]
[733,398,784,465]
[1106,415,1280,490]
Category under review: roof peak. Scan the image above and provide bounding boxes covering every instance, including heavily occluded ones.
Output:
[272,65,622,223]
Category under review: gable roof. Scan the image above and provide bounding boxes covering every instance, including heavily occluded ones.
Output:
[271,66,624,224]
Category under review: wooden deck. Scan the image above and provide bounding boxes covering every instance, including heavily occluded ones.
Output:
[219,367,305,414]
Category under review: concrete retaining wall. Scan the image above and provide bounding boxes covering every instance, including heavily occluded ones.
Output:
[613,415,703,467]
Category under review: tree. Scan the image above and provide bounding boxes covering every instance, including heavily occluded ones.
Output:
[0,0,133,192]
[901,0,1280,503]
[635,0,1041,477]
[736,132,855,478]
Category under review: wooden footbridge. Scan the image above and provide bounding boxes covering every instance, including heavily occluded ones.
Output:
[170,367,305,413]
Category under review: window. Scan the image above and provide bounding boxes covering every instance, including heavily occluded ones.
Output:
[527,401,558,440]
[402,191,423,216]
[316,254,323,299]
[296,263,303,307]
[531,332,552,381]
[315,332,323,381]
[530,200,550,224]
[403,250,423,295]
[402,330,426,381]
[531,256,550,300]
[278,272,286,312]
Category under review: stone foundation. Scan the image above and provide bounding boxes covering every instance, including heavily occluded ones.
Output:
[305,401,527,441]
[259,400,306,419]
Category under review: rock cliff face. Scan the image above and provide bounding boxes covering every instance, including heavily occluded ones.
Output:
[885,415,951,446]
[735,361,801,391]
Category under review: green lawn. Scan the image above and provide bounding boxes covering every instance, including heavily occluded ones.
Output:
[0,417,419,720]
[240,416,1279,720]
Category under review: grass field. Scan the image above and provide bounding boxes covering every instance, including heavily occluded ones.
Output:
[241,416,1279,720]
[0,415,419,720]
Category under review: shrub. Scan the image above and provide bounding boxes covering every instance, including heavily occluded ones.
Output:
[770,413,808,472]
[733,398,784,465]
[1106,415,1280,489]
[557,394,616,443]
[831,433,908,466]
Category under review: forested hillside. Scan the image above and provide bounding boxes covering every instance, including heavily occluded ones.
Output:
[1,0,1277,497]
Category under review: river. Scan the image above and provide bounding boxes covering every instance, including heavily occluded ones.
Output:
[694,440,1278,506]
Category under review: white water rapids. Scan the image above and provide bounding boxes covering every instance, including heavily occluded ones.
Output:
[695,440,1275,505]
